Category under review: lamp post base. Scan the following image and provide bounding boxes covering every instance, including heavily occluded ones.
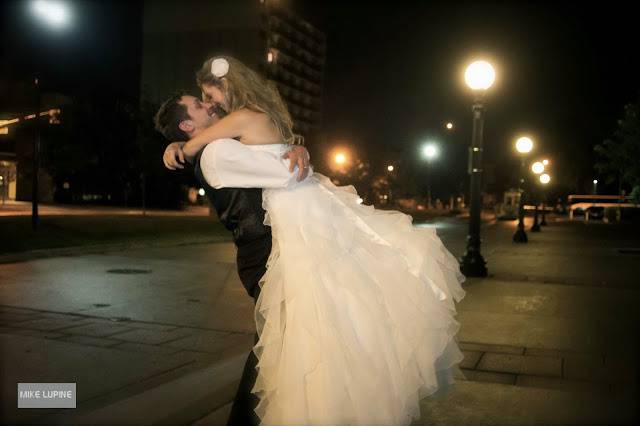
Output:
[513,226,528,243]
[531,205,541,232]
[459,250,488,277]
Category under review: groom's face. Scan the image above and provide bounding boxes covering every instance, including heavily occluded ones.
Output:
[178,95,218,133]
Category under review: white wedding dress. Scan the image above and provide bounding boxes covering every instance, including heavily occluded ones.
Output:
[242,143,467,425]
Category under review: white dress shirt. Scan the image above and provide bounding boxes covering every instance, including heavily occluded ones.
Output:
[199,138,305,189]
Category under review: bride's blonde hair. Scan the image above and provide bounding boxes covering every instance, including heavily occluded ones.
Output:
[196,55,300,145]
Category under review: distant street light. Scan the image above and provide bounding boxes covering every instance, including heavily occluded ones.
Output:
[421,142,438,209]
[530,160,544,232]
[513,136,534,243]
[387,165,394,172]
[531,161,544,174]
[593,179,598,194]
[540,173,551,226]
[542,159,549,166]
[422,143,438,160]
[446,122,454,130]
[459,59,495,277]
[515,136,533,154]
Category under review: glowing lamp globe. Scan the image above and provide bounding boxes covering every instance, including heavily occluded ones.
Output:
[515,137,533,154]
[464,61,496,91]
[422,144,438,160]
[31,0,71,29]
[540,174,551,184]
[531,162,544,174]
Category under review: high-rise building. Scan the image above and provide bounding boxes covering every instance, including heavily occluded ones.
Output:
[141,0,325,143]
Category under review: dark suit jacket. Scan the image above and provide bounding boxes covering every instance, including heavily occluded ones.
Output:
[193,147,272,300]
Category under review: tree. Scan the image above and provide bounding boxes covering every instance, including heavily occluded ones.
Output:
[594,97,640,201]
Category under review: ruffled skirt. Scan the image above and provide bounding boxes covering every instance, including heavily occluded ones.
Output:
[251,173,466,425]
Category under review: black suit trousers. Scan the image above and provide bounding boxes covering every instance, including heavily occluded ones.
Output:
[226,235,271,426]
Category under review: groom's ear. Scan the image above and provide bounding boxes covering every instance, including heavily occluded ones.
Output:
[178,120,195,134]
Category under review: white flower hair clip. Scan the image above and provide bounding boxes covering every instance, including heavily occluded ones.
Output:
[211,58,229,78]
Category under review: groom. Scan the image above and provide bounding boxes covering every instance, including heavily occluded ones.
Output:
[154,93,310,425]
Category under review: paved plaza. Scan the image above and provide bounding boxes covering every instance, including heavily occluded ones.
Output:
[1,215,638,424]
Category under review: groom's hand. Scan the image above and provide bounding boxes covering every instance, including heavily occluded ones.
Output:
[163,142,186,170]
[283,146,311,181]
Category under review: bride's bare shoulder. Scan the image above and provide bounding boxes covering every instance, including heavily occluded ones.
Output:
[228,107,266,118]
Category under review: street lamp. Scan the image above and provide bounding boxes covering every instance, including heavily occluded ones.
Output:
[540,173,551,225]
[459,60,495,277]
[513,136,533,243]
[387,165,394,172]
[516,136,533,154]
[28,0,72,230]
[446,122,454,130]
[421,142,438,209]
[530,160,544,232]
[531,161,544,174]
[593,179,598,194]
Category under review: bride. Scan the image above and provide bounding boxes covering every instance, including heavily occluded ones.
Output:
[164,55,466,425]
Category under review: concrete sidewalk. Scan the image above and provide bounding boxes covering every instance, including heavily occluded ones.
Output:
[1,217,639,424]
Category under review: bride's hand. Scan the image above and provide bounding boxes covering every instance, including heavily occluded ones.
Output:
[163,142,186,170]
[283,145,311,181]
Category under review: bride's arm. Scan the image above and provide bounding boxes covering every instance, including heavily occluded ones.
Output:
[181,109,252,158]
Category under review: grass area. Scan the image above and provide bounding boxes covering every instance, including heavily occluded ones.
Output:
[0,215,230,255]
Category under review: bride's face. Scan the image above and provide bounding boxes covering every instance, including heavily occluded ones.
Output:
[201,83,229,111]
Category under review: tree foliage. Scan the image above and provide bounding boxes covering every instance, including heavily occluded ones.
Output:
[594,97,640,201]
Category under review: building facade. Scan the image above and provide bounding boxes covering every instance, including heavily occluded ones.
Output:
[140,0,325,143]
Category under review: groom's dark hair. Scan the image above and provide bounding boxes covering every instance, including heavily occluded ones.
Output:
[154,92,190,142]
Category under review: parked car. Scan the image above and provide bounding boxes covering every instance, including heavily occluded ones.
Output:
[586,206,605,220]
[572,207,585,216]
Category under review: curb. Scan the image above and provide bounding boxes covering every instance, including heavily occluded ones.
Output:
[0,236,233,265]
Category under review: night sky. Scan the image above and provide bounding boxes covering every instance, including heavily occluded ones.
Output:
[2,0,639,199]
[305,0,640,196]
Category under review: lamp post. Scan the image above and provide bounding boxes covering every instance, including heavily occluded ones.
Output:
[28,0,72,230]
[593,179,598,195]
[421,142,438,209]
[530,161,544,232]
[513,136,533,242]
[540,173,550,225]
[32,77,42,230]
[459,60,495,277]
